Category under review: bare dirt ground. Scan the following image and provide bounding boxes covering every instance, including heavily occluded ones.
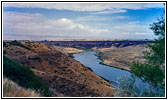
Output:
[97,44,148,71]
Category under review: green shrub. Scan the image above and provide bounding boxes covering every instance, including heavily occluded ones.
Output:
[8,40,30,50]
[131,62,164,86]
[3,42,7,47]
[3,56,52,96]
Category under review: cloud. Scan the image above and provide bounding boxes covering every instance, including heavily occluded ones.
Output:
[74,15,129,24]
[128,21,140,24]
[110,21,155,38]
[89,9,127,14]
[3,3,164,12]
[3,11,156,40]
[3,12,110,40]
[135,32,148,35]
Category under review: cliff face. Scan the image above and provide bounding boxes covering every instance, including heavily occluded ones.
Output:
[39,40,153,48]
[3,41,115,97]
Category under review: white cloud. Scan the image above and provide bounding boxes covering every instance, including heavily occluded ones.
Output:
[128,21,140,24]
[109,21,155,39]
[135,32,148,35]
[3,12,110,40]
[3,11,156,40]
[3,3,164,12]
[74,15,129,24]
[89,9,127,14]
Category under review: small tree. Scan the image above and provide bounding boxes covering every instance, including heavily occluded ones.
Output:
[116,17,165,97]
[131,17,165,87]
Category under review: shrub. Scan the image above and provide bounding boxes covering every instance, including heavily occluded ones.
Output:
[115,76,165,97]
[8,40,30,50]
[3,56,52,96]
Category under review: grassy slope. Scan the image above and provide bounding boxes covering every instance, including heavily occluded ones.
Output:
[97,45,148,71]
[3,56,52,97]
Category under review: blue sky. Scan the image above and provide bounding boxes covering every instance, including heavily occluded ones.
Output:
[3,3,165,40]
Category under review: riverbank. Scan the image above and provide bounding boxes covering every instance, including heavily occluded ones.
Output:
[73,51,132,87]
[95,45,147,71]
[68,49,116,86]
[52,44,146,72]
[69,48,130,71]
[68,48,94,58]
[73,51,152,91]
[99,60,130,71]
[96,53,130,71]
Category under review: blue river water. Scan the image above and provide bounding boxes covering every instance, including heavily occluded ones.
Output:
[73,51,149,89]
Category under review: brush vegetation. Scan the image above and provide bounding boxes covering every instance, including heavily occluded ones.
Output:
[3,78,41,97]
[3,56,52,97]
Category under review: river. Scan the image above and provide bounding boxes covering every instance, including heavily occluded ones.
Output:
[73,51,149,89]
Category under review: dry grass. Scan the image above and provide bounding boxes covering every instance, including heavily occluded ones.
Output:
[97,45,148,71]
[3,78,41,97]
[53,46,84,54]
[4,41,115,97]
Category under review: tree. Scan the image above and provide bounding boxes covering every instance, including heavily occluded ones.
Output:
[131,17,165,87]
[116,17,165,97]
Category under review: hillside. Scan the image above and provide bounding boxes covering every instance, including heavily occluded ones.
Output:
[96,45,148,71]
[3,41,115,97]
[3,55,51,96]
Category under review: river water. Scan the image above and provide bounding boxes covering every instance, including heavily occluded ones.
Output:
[73,51,149,89]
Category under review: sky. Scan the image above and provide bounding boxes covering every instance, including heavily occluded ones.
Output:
[3,2,165,40]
